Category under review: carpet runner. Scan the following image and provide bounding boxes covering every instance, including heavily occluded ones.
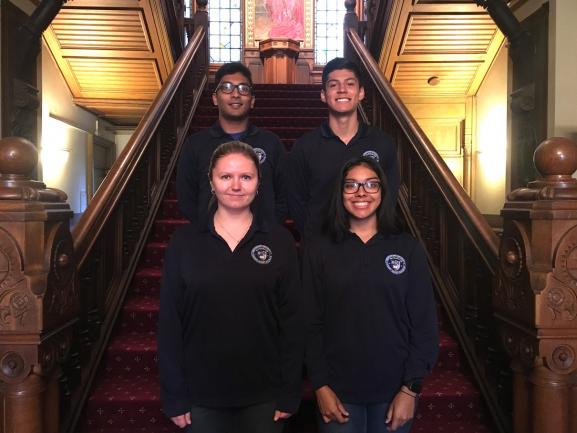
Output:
[79,84,496,433]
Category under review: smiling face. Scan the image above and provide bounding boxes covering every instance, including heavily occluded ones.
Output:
[342,163,382,223]
[320,68,365,116]
[212,72,255,122]
[210,152,259,213]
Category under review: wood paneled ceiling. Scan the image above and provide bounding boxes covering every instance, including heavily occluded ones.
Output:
[43,0,174,126]
[379,0,505,100]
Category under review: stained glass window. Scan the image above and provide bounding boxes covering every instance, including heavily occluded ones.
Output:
[209,0,242,63]
[315,0,346,65]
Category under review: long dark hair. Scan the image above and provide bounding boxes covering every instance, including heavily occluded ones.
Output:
[207,141,261,210]
[325,156,397,242]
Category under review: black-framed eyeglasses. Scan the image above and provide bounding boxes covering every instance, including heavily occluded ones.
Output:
[343,180,381,194]
[216,82,253,96]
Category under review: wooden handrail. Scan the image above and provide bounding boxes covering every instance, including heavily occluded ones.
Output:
[346,28,499,262]
[72,26,205,265]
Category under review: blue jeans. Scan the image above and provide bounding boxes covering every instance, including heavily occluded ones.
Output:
[318,402,413,433]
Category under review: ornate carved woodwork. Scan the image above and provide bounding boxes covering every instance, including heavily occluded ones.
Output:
[500,136,577,433]
[0,136,75,433]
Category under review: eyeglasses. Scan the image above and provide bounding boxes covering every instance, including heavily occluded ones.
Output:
[343,180,381,194]
[216,82,253,96]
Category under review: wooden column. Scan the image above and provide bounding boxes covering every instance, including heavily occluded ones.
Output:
[0,137,76,433]
[343,0,358,61]
[499,136,577,433]
[259,38,300,84]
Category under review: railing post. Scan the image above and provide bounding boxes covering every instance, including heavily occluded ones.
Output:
[0,136,76,433]
[343,0,358,61]
[498,136,577,433]
[194,0,209,69]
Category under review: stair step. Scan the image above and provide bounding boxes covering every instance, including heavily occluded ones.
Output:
[82,373,170,429]
[418,370,484,422]
[132,267,162,296]
[159,198,183,219]
[103,331,157,375]
[411,419,494,433]
[150,219,188,243]
[118,295,159,332]
[139,242,168,268]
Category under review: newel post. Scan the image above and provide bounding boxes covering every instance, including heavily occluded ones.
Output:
[0,137,77,433]
[343,0,358,61]
[194,0,209,68]
[498,137,577,433]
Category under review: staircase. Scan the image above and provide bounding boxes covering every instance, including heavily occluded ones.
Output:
[79,84,496,433]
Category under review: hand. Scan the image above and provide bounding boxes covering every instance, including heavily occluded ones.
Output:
[385,387,416,431]
[170,412,191,428]
[273,410,292,421]
[315,385,350,424]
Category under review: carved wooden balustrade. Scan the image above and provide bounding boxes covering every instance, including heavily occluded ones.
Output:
[499,137,577,433]
[0,137,75,433]
[343,3,510,432]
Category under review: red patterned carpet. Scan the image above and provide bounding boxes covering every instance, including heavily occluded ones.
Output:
[79,84,496,433]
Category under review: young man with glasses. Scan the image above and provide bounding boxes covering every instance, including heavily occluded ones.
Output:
[287,57,400,240]
[177,62,287,224]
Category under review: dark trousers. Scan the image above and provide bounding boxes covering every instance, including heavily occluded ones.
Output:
[186,401,285,433]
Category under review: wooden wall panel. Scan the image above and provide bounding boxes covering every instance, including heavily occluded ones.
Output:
[43,0,174,126]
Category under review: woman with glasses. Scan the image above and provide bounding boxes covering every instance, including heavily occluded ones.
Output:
[160,141,304,433]
[303,156,439,433]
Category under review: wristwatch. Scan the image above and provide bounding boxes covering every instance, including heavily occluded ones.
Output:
[403,380,423,395]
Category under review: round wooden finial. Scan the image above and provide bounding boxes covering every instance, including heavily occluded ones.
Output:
[533,136,577,180]
[0,137,38,180]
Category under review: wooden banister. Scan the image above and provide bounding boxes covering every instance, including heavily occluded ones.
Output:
[343,17,510,433]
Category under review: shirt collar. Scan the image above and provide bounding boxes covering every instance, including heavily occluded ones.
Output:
[320,121,369,141]
[209,122,258,140]
[200,205,270,236]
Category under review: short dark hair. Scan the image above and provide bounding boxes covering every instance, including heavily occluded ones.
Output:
[207,141,261,210]
[325,156,397,242]
[321,57,362,89]
[214,62,253,87]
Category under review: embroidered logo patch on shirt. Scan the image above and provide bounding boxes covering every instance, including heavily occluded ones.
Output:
[362,150,380,162]
[385,254,406,275]
[251,245,272,264]
[253,147,267,164]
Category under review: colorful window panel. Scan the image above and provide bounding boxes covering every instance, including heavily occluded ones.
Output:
[315,0,346,65]
[208,0,242,63]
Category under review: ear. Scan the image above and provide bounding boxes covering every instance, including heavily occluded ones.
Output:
[320,89,327,104]
[250,95,255,109]
[359,86,365,102]
[212,92,218,106]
